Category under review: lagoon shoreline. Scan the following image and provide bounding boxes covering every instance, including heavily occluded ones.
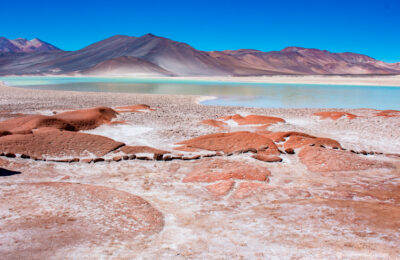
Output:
[2,74,400,86]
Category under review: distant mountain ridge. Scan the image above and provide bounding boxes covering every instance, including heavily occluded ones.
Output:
[0,37,60,54]
[0,34,399,76]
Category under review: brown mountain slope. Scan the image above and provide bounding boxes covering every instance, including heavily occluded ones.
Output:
[82,56,174,76]
[210,47,400,75]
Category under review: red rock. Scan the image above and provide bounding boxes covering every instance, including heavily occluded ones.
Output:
[5,153,16,158]
[120,146,168,156]
[206,181,235,196]
[162,155,173,161]
[93,158,105,163]
[284,136,341,150]
[0,129,124,160]
[20,154,30,159]
[53,158,71,163]
[201,119,228,129]
[112,156,122,162]
[299,146,395,172]
[176,131,278,154]
[252,152,282,162]
[285,148,295,154]
[0,106,118,135]
[0,182,164,259]
[314,111,357,120]
[375,110,400,117]
[81,158,93,163]
[183,158,270,183]
[182,155,201,160]
[234,182,268,199]
[153,153,164,160]
[219,114,285,125]
[54,106,118,131]
[262,131,315,143]
[115,104,155,112]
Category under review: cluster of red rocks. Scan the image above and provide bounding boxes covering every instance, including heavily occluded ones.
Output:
[183,158,271,198]
[0,110,396,198]
[175,114,397,197]
[0,106,172,162]
[314,109,400,120]
[314,111,357,120]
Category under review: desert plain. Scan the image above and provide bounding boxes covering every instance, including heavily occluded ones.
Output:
[0,78,399,259]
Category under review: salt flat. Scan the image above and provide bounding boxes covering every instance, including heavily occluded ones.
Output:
[0,81,399,259]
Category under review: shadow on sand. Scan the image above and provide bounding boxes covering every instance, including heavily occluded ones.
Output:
[0,168,21,177]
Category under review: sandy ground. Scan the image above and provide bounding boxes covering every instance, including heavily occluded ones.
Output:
[0,82,399,259]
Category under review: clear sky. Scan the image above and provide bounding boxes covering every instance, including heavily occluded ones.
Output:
[2,0,400,62]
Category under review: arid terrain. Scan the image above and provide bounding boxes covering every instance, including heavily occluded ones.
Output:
[0,82,399,259]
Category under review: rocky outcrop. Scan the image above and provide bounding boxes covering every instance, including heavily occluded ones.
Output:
[116,104,155,112]
[176,131,278,155]
[0,128,124,160]
[375,110,400,117]
[0,182,164,259]
[0,106,118,136]
[298,146,394,172]
[314,111,357,120]
[219,114,285,126]
[183,159,270,183]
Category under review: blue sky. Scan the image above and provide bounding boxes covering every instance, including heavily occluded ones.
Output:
[2,0,400,62]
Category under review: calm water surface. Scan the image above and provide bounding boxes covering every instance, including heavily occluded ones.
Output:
[1,77,399,110]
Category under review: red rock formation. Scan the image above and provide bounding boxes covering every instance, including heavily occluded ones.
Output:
[0,128,124,160]
[206,181,235,196]
[0,182,163,259]
[252,152,282,162]
[262,131,315,143]
[298,146,394,172]
[176,131,278,154]
[183,158,270,183]
[220,114,285,125]
[200,114,284,130]
[284,136,341,150]
[54,106,118,130]
[119,146,168,158]
[115,104,155,112]
[314,111,357,120]
[0,106,118,136]
[375,110,400,117]
[200,119,228,129]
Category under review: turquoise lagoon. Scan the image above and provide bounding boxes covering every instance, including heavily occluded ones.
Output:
[1,77,399,110]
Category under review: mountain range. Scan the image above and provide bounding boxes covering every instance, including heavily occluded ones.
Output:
[1,34,399,76]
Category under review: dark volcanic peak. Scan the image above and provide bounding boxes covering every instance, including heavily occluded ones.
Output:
[82,56,174,76]
[0,37,60,54]
[0,34,399,76]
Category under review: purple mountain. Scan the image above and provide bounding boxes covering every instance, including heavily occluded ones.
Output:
[0,34,399,76]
